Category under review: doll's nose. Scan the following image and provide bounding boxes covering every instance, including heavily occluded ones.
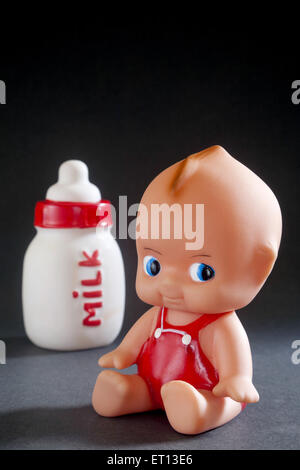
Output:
[160,274,183,299]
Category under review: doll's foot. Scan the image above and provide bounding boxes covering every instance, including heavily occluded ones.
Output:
[161,380,208,434]
[161,380,242,435]
[92,370,155,417]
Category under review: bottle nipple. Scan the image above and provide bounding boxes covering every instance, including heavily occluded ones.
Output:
[46,160,101,203]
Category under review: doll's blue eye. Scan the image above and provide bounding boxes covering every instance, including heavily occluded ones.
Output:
[143,256,161,277]
[190,263,215,282]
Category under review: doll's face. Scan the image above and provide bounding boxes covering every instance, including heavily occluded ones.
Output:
[135,146,282,314]
[137,235,224,314]
[136,203,255,314]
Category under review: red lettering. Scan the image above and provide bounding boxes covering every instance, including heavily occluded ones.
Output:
[83,302,102,326]
[81,270,101,286]
[75,250,103,327]
[83,290,102,298]
[79,250,101,267]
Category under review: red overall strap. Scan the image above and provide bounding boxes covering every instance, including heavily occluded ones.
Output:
[194,312,231,331]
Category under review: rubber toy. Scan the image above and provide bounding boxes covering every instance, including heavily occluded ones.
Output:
[22,160,125,351]
[92,146,282,434]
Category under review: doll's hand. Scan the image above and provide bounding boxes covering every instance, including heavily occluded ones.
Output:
[212,376,260,403]
[98,347,133,370]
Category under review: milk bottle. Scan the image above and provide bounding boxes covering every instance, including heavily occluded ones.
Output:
[22,160,125,350]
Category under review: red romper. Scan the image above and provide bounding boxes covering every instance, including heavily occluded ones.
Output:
[137,307,228,408]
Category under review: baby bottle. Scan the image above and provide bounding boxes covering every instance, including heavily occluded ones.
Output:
[22,160,125,351]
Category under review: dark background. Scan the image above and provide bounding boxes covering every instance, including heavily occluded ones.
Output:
[0,21,299,450]
[0,23,299,338]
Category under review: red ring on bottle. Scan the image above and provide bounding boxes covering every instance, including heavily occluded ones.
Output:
[34,199,112,229]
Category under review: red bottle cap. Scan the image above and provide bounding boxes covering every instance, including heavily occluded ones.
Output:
[34,199,113,229]
[34,160,113,229]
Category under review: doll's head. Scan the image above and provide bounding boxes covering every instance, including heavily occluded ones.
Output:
[135,146,282,314]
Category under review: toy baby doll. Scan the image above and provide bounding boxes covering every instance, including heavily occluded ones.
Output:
[92,145,282,434]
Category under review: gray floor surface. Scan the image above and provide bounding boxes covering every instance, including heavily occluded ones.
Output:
[0,329,299,450]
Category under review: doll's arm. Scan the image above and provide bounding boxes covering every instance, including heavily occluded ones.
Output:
[98,306,159,370]
[201,312,259,403]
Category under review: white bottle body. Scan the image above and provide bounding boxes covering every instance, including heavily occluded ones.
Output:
[22,226,125,351]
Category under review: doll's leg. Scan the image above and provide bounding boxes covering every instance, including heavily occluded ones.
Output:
[161,380,242,435]
[92,370,156,417]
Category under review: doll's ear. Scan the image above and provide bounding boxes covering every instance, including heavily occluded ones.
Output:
[253,242,278,285]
